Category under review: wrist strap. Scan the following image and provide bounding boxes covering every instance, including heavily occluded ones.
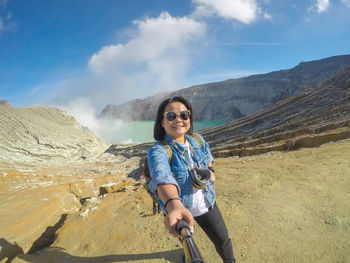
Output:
[164,197,182,209]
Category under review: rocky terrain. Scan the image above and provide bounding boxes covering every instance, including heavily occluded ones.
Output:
[0,63,349,263]
[0,102,142,262]
[100,54,350,122]
[1,139,349,263]
[0,100,109,165]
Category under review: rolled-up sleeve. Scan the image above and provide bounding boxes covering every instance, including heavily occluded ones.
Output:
[148,143,180,195]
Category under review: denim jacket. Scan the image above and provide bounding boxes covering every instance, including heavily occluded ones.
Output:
[148,133,216,213]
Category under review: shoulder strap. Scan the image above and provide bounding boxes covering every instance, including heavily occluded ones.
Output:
[160,141,173,163]
[190,132,204,147]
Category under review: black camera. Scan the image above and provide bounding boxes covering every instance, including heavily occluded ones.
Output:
[190,167,211,189]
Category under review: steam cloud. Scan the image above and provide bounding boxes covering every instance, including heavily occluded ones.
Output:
[56,98,133,144]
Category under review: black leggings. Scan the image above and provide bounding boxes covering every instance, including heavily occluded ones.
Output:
[194,203,236,263]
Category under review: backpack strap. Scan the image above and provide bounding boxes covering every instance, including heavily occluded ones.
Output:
[189,132,204,148]
[160,141,173,163]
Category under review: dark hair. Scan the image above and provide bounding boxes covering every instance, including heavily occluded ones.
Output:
[154,96,194,141]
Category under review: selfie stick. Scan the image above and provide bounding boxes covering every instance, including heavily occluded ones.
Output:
[176,220,206,263]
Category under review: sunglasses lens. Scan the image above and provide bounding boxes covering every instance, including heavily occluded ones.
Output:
[165,111,190,121]
[165,112,177,121]
[180,111,190,120]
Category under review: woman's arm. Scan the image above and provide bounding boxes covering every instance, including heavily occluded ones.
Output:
[157,184,194,237]
[148,143,194,237]
[148,144,180,194]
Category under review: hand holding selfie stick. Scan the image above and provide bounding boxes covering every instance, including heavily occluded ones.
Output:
[176,220,206,263]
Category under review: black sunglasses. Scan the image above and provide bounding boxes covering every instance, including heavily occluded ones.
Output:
[164,110,191,121]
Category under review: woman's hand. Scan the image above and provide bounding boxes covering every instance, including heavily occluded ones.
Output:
[157,184,195,237]
[208,162,215,183]
[165,200,194,237]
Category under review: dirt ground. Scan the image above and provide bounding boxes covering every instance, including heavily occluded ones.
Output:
[1,139,350,263]
[214,139,350,263]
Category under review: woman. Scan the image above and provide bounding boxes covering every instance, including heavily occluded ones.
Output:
[147,96,235,263]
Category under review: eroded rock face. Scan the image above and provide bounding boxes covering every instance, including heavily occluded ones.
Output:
[200,68,350,157]
[0,103,110,165]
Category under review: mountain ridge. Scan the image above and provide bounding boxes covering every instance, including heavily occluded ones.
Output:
[100,54,350,122]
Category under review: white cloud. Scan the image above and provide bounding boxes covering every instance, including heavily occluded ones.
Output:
[309,0,330,13]
[0,11,13,36]
[89,12,206,73]
[84,12,207,108]
[192,0,259,24]
[45,12,208,135]
[263,12,272,20]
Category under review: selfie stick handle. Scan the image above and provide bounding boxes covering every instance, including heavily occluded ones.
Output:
[177,220,205,263]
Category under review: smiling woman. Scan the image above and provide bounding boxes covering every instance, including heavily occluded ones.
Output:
[146,96,236,262]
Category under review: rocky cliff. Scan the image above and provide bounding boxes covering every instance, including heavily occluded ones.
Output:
[100,54,350,122]
[0,101,110,165]
[202,67,350,157]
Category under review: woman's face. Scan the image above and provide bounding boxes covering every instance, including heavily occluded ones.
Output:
[162,101,191,143]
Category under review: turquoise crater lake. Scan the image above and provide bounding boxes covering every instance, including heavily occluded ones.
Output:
[114,120,225,143]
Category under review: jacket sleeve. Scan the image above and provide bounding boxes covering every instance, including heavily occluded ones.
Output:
[148,143,181,195]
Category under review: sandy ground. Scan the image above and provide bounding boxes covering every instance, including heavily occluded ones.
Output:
[1,139,349,263]
[214,139,350,263]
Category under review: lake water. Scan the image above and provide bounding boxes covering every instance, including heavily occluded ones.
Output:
[113,120,225,143]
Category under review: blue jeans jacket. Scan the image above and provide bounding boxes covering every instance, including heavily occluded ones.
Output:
[148,133,216,213]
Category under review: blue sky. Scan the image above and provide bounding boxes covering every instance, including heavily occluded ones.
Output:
[1,0,350,127]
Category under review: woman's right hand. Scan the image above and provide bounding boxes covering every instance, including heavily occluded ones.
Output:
[156,184,194,237]
[164,200,194,238]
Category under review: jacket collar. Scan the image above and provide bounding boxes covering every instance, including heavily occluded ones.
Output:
[164,133,199,153]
